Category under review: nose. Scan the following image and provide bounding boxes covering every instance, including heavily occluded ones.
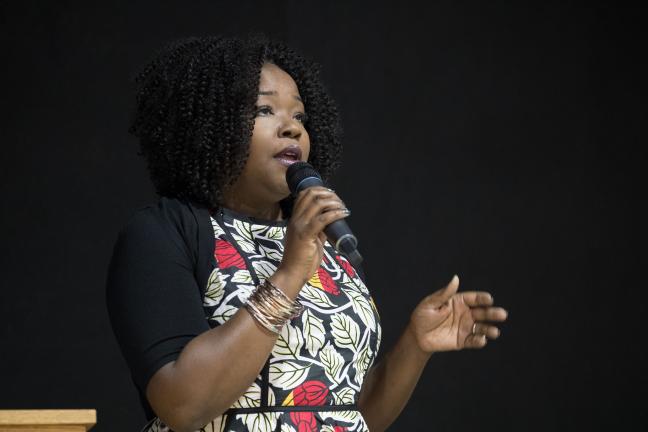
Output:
[278,118,302,140]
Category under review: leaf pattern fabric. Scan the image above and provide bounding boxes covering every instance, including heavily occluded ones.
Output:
[142,208,381,432]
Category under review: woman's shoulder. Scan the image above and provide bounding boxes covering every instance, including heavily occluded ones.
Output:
[120,196,207,233]
[112,197,200,254]
[114,197,214,272]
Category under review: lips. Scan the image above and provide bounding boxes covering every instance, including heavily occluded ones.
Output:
[274,144,302,166]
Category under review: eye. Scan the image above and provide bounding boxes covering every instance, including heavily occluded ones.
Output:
[294,112,308,123]
[255,105,273,117]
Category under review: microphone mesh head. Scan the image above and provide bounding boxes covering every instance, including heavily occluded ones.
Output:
[286,162,321,194]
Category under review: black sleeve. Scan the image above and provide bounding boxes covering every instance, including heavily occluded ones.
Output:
[105,208,210,392]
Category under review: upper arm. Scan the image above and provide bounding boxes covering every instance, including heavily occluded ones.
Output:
[105,211,210,393]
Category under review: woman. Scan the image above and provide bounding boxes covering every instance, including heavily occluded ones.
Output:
[106,35,508,432]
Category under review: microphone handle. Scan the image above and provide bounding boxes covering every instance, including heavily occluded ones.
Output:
[324,219,363,267]
[294,175,363,267]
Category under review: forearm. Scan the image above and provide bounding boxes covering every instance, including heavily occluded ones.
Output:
[358,324,431,432]
[146,270,303,432]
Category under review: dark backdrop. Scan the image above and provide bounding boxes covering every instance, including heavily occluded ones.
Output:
[1,2,646,431]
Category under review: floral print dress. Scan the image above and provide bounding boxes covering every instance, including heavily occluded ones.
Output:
[143,207,382,432]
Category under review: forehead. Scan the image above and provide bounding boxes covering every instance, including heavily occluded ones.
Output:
[258,63,300,95]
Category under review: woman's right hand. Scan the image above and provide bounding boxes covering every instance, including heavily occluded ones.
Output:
[276,186,350,290]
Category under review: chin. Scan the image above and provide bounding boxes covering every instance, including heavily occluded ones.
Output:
[278,188,291,200]
[267,181,291,202]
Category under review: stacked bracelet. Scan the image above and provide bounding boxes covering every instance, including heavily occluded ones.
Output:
[245,279,304,334]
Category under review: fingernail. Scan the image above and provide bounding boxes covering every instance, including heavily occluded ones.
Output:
[326,187,334,192]
[343,208,351,215]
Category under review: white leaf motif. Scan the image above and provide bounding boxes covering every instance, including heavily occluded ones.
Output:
[299,285,335,308]
[251,223,269,236]
[230,232,256,253]
[319,342,344,385]
[203,269,228,306]
[356,278,370,295]
[233,219,254,241]
[330,312,360,351]
[353,342,373,387]
[280,424,297,432]
[259,244,283,261]
[210,217,226,238]
[332,387,356,405]
[252,260,277,279]
[320,410,360,422]
[237,411,276,432]
[233,381,261,408]
[272,323,304,359]
[234,284,255,303]
[263,226,284,241]
[346,290,376,331]
[269,361,311,390]
[302,309,325,357]
[210,304,238,324]
[234,384,277,432]
[231,270,252,284]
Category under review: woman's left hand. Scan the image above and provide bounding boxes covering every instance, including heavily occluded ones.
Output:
[408,275,508,353]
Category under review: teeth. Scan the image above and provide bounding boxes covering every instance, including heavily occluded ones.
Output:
[276,150,299,159]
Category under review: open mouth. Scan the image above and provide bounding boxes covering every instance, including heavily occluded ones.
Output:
[274,145,302,166]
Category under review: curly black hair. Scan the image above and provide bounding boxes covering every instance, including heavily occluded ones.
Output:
[128,34,343,213]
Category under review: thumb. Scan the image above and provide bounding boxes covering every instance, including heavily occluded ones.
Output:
[428,274,460,307]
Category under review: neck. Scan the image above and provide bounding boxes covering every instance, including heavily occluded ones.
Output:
[221,192,284,222]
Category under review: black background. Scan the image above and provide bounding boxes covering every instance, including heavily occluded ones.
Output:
[1,2,646,431]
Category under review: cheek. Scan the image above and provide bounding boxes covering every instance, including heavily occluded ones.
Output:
[249,121,264,147]
[248,122,272,156]
[303,133,311,159]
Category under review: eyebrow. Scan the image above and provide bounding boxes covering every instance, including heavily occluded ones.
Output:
[258,90,302,102]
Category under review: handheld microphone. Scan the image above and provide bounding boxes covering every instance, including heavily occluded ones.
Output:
[286,162,363,267]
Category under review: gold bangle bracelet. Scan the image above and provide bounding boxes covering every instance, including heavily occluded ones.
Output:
[245,279,304,334]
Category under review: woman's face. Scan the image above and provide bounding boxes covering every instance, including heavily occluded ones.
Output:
[228,63,310,206]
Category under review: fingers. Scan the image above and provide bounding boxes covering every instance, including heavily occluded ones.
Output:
[303,206,350,237]
[291,187,349,237]
[423,275,460,307]
[302,197,347,223]
[464,333,488,349]
[461,291,494,307]
[471,307,508,322]
[472,322,500,339]
[294,187,346,217]
[464,321,501,349]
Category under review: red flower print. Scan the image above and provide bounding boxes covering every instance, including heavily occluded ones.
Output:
[289,411,317,432]
[335,255,356,278]
[294,380,329,406]
[214,239,246,269]
[318,268,339,295]
[309,268,340,295]
[334,427,348,432]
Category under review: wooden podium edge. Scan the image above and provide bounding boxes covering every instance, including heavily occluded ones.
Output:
[0,410,96,429]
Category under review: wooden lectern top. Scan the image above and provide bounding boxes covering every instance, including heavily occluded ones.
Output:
[0,409,96,432]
